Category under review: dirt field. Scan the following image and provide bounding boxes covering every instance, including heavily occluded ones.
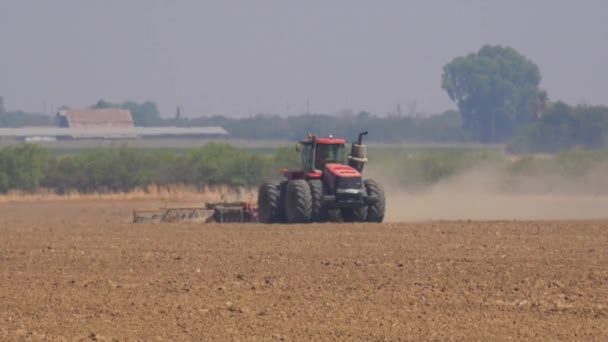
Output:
[1,200,608,340]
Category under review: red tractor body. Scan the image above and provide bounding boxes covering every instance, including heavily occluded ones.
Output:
[257,132,385,223]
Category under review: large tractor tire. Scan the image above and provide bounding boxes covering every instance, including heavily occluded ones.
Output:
[325,209,343,223]
[342,206,368,223]
[309,178,342,223]
[364,179,385,222]
[308,179,324,222]
[278,181,287,222]
[285,179,312,223]
[257,182,282,223]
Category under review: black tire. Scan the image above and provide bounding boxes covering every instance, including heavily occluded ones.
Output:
[324,209,343,223]
[285,179,312,223]
[342,206,368,223]
[364,179,385,222]
[277,181,287,223]
[257,182,281,223]
[308,179,324,222]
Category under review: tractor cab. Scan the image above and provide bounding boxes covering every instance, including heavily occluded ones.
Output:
[300,134,347,173]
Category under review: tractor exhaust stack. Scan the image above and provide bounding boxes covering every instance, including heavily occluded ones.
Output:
[348,131,368,172]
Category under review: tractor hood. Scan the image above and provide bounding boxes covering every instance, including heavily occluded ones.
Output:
[325,163,361,178]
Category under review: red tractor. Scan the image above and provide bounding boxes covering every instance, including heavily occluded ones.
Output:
[257,131,385,223]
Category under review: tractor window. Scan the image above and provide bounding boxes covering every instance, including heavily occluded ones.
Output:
[315,144,346,170]
[301,143,313,171]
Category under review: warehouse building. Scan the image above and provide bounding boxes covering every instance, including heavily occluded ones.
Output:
[56,109,135,128]
[0,108,227,141]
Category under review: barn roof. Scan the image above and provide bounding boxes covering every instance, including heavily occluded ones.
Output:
[57,109,134,127]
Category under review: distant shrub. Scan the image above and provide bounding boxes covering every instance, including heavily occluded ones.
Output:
[38,143,275,193]
[0,144,48,193]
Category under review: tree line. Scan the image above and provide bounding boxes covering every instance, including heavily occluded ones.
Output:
[89,101,472,143]
[507,102,608,153]
[0,96,472,143]
[3,143,608,195]
[0,143,297,194]
[0,97,54,127]
[178,110,470,143]
[84,94,608,151]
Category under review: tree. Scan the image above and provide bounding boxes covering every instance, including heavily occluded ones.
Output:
[442,45,544,143]
[91,99,114,109]
[507,101,608,153]
[122,101,162,126]
[0,96,5,115]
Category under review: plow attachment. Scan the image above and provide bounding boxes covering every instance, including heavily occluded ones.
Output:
[133,202,257,223]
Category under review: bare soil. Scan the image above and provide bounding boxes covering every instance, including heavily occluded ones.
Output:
[1,200,608,340]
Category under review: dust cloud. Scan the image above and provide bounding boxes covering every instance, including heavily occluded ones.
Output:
[379,167,608,222]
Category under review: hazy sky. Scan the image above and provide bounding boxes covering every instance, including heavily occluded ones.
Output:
[1,1,606,117]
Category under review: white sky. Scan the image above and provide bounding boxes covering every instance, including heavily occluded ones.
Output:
[1,0,606,117]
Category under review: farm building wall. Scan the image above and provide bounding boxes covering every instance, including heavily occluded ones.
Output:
[56,109,134,128]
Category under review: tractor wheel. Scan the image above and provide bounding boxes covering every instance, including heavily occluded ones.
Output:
[308,179,324,222]
[364,179,385,222]
[342,206,368,223]
[321,209,344,223]
[324,209,343,223]
[278,181,287,222]
[285,179,312,223]
[257,182,282,223]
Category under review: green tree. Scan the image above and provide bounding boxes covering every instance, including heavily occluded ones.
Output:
[122,101,162,126]
[507,102,608,153]
[91,99,114,109]
[442,45,544,143]
[0,144,48,192]
[0,111,54,127]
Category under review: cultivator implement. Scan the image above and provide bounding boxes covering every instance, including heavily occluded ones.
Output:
[133,201,257,223]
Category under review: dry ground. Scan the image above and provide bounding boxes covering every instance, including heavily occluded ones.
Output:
[1,200,608,341]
